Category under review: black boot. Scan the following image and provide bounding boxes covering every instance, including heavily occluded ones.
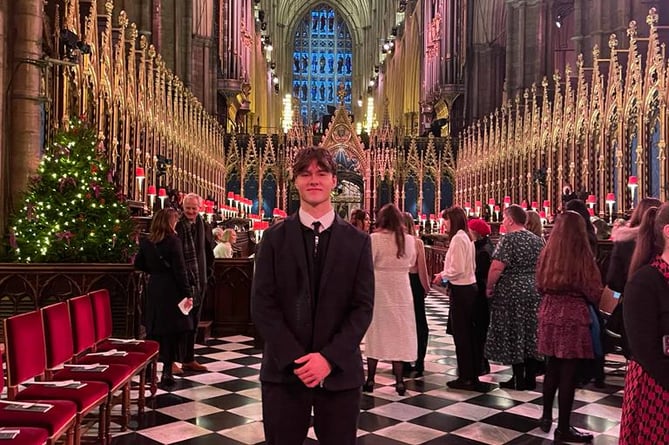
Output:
[524,359,537,390]
[500,363,526,390]
[160,363,175,387]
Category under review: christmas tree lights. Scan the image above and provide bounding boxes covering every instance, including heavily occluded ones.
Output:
[8,119,137,263]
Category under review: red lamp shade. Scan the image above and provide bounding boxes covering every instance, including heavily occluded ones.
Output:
[147,185,156,196]
[542,200,550,208]
[464,202,471,209]
[135,167,145,178]
[158,188,167,197]
[488,198,496,206]
[539,210,546,218]
[587,195,596,203]
[429,214,436,220]
[606,193,616,202]
[475,200,482,207]
[521,200,528,208]
[503,196,511,204]
[531,201,538,209]
[494,205,500,211]
[628,176,638,186]
[227,191,234,199]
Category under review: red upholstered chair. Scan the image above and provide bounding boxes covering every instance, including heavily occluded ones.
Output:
[89,289,159,396]
[5,303,108,444]
[67,295,150,415]
[40,301,134,438]
[0,427,50,445]
[0,319,77,445]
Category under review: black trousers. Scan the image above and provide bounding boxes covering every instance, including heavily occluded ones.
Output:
[409,273,429,371]
[261,382,361,445]
[450,283,479,381]
[183,302,204,362]
[473,290,490,374]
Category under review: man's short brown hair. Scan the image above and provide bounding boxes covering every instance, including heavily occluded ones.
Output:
[292,147,337,177]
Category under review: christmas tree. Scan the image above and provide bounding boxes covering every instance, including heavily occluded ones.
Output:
[8,119,137,263]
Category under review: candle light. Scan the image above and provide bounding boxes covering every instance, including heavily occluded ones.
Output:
[147,185,156,211]
[135,167,145,196]
[587,194,597,209]
[475,200,482,216]
[628,175,638,209]
[531,201,538,211]
[464,202,471,217]
[606,192,616,223]
[503,196,511,208]
[542,200,550,218]
[158,188,167,209]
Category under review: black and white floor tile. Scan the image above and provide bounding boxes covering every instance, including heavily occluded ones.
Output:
[110,291,625,444]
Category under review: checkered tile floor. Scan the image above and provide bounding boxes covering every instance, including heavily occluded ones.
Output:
[110,291,625,444]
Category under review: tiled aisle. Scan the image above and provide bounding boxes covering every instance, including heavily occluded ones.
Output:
[111,292,625,444]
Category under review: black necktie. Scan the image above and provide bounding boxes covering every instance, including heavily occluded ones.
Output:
[312,221,321,258]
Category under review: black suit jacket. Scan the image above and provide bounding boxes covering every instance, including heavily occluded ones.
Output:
[251,213,374,391]
[624,265,669,390]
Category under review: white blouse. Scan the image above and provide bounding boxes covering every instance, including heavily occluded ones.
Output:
[438,229,476,285]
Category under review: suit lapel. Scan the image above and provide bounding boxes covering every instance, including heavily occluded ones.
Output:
[318,216,344,297]
[286,215,309,282]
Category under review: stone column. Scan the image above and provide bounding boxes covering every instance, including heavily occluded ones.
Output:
[7,0,42,222]
[0,0,7,239]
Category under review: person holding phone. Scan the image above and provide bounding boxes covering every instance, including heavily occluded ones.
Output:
[619,202,669,444]
[135,209,194,387]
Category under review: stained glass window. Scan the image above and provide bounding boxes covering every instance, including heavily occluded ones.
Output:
[292,5,353,127]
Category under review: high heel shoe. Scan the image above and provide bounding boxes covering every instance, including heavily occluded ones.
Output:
[362,380,375,392]
[395,381,406,396]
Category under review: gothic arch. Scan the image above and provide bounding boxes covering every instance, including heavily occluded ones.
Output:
[320,104,368,173]
[277,0,369,48]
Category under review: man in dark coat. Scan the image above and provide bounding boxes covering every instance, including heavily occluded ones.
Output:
[251,147,374,445]
[175,193,215,373]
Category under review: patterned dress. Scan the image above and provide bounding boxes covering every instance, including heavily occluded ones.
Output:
[485,229,544,364]
[620,256,669,444]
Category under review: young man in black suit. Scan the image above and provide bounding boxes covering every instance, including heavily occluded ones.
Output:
[251,147,374,445]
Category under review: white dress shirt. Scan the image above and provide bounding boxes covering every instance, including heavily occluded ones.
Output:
[438,229,476,285]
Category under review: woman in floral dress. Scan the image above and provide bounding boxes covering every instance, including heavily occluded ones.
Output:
[485,205,544,390]
[620,202,669,444]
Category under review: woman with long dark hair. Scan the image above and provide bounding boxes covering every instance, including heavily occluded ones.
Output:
[350,208,371,233]
[432,206,479,390]
[620,202,669,444]
[135,208,194,387]
[535,211,602,442]
[364,204,417,395]
[608,197,662,292]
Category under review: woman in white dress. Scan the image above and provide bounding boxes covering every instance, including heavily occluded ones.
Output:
[364,203,417,396]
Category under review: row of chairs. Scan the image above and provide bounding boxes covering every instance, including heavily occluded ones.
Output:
[0,289,159,445]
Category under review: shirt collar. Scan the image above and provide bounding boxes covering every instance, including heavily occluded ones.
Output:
[299,208,335,231]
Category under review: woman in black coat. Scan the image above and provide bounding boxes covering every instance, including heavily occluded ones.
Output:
[135,208,194,386]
